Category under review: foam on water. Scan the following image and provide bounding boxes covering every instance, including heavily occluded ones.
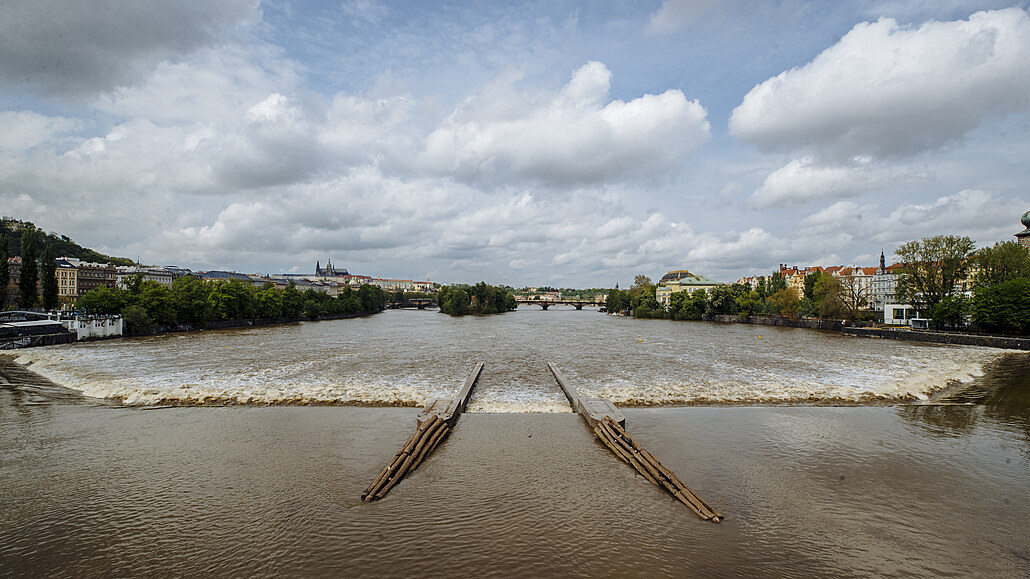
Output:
[10,311,1011,410]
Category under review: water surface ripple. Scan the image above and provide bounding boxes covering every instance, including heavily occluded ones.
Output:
[11,308,1007,409]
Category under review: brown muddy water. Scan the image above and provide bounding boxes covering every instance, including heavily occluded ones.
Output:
[2,308,1029,577]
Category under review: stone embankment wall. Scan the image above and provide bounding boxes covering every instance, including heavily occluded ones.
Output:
[703,315,846,331]
[843,327,1030,351]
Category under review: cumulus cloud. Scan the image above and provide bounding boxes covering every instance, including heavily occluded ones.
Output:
[648,0,746,33]
[730,8,1030,159]
[0,0,262,96]
[0,111,81,152]
[793,190,1027,259]
[749,157,930,208]
[419,61,711,184]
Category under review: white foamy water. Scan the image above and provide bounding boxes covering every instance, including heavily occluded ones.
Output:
[14,308,1008,409]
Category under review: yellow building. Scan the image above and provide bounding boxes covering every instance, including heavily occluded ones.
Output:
[655,270,723,305]
[56,259,79,308]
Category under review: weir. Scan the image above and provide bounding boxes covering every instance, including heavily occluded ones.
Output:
[362,362,484,501]
[547,362,722,523]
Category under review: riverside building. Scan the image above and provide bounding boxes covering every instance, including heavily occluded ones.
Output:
[655,270,723,306]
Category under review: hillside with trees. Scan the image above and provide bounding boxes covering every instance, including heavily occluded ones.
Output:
[1,218,133,265]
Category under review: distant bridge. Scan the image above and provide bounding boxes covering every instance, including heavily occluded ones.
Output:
[386,298,437,310]
[515,299,605,310]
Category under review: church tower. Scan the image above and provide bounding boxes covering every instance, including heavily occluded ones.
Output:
[1016,211,1030,250]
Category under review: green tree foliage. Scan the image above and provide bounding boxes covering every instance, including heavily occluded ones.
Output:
[735,290,763,319]
[975,241,1030,286]
[708,284,747,315]
[605,287,630,314]
[40,244,59,310]
[437,282,515,316]
[767,288,800,319]
[0,233,9,309]
[972,278,1030,334]
[77,286,127,314]
[172,276,216,323]
[895,235,976,320]
[121,305,153,333]
[0,217,132,266]
[803,271,821,301]
[813,275,845,319]
[18,226,38,308]
[668,289,707,320]
[77,277,385,330]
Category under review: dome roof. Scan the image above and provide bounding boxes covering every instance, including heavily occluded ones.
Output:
[1022,210,1030,229]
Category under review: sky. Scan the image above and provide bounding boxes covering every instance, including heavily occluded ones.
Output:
[1,0,1029,287]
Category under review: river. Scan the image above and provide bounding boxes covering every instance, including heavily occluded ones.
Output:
[2,308,1028,577]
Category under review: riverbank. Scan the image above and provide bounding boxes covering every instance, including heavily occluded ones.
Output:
[843,326,1030,350]
[703,314,846,330]
[125,309,381,337]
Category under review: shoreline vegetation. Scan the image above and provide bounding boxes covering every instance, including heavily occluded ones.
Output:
[606,235,1030,339]
[77,275,387,334]
[437,282,517,316]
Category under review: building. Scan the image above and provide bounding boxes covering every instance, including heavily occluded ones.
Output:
[315,259,348,278]
[871,252,905,312]
[115,265,175,288]
[57,258,117,297]
[369,278,417,291]
[1016,211,1030,250]
[55,259,79,308]
[4,257,20,308]
[655,269,723,306]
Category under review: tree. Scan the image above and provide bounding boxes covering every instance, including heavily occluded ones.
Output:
[633,275,653,288]
[803,271,822,301]
[121,304,153,333]
[895,235,975,318]
[813,275,845,319]
[18,226,39,308]
[975,241,1030,286]
[767,288,800,319]
[837,274,869,321]
[709,284,746,315]
[40,244,58,311]
[77,286,127,314]
[137,281,177,325]
[735,290,762,319]
[172,276,215,323]
[0,232,8,309]
[669,289,707,320]
[972,278,1030,334]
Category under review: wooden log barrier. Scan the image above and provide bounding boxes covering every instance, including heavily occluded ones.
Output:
[362,414,451,501]
[548,362,721,523]
[595,416,721,522]
[362,362,484,501]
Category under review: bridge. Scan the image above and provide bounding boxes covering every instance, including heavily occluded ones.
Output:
[386,298,437,310]
[515,299,605,310]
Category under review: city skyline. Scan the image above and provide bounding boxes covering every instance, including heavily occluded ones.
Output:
[1,1,1028,287]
